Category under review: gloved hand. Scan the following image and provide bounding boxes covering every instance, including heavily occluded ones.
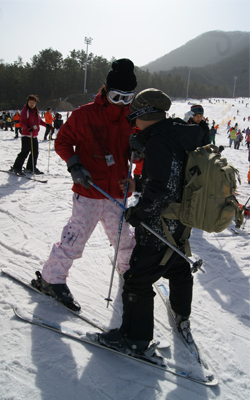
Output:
[129,134,145,157]
[46,124,52,129]
[183,110,194,122]
[27,127,33,133]
[124,206,143,227]
[67,155,92,189]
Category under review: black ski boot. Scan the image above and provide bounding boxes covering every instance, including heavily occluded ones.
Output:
[31,271,81,312]
[97,328,149,353]
[9,166,26,176]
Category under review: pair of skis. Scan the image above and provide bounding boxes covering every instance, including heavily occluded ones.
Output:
[0,169,48,183]
[2,267,218,386]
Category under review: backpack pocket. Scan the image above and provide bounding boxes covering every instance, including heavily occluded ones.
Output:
[214,203,236,232]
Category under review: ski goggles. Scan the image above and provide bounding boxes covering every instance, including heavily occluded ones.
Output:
[107,89,135,105]
[127,106,164,126]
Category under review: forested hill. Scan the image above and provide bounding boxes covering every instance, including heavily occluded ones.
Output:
[141,31,250,72]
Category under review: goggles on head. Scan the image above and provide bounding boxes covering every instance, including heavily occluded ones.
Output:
[107,89,135,105]
[127,106,164,126]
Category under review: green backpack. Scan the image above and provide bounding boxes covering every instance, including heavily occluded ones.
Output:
[160,145,244,264]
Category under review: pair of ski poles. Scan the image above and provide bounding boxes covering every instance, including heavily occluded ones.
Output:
[87,162,204,306]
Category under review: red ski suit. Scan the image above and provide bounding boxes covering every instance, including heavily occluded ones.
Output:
[55,93,134,199]
[19,105,47,137]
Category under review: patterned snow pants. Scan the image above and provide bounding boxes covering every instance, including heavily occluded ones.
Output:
[42,193,136,283]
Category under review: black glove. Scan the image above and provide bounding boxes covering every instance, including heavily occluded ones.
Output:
[27,127,33,133]
[129,134,145,158]
[46,124,52,129]
[124,205,146,227]
[67,155,92,189]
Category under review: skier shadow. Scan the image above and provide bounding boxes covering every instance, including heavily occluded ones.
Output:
[30,299,165,400]
[0,173,28,200]
[190,228,250,327]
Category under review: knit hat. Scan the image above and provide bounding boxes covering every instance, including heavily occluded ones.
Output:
[27,94,39,102]
[191,104,204,115]
[106,59,137,92]
[129,88,171,121]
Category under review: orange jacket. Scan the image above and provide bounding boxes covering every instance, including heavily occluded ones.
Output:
[45,111,53,125]
[13,113,21,128]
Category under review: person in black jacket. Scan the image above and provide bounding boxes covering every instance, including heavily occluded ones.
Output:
[98,88,204,353]
[185,104,210,145]
[51,113,64,139]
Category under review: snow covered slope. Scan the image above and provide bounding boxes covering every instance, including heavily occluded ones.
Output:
[0,98,249,400]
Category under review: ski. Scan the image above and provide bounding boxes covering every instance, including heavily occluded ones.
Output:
[155,281,214,374]
[13,306,218,386]
[1,267,104,332]
[0,169,48,183]
[231,228,250,235]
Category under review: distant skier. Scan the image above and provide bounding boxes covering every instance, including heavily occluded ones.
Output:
[184,104,210,145]
[10,95,47,175]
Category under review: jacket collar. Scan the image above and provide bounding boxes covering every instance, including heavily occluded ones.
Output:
[95,92,130,123]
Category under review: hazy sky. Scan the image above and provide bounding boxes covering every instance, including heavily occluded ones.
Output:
[1,0,249,68]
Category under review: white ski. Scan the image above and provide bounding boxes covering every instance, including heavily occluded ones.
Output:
[13,306,218,386]
[1,267,104,331]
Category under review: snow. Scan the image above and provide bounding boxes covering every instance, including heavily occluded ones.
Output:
[0,98,249,400]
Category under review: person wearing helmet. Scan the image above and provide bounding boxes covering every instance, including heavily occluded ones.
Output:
[98,89,205,353]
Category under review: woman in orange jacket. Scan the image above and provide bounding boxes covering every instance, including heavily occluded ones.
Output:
[13,110,22,138]
[44,107,53,140]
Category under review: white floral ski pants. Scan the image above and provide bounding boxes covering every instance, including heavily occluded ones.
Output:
[42,193,135,283]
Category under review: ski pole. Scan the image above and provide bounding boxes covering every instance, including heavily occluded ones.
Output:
[30,135,35,174]
[47,135,51,173]
[88,181,205,274]
[242,196,250,229]
[105,152,134,307]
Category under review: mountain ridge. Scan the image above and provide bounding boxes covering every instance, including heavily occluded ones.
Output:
[141,31,250,73]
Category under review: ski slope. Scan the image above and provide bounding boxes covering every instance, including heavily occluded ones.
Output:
[0,97,249,400]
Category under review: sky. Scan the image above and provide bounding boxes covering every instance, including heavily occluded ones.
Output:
[0,0,250,68]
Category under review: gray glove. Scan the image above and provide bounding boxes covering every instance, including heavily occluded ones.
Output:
[67,155,92,189]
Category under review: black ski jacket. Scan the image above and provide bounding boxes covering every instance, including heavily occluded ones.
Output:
[132,117,204,247]
[187,117,210,145]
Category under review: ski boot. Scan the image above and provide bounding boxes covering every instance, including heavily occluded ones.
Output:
[31,271,81,312]
[97,328,150,353]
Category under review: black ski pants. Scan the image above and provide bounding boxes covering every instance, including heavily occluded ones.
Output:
[120,244,193,341]
[44,125,52,140]
[13,136,39,170]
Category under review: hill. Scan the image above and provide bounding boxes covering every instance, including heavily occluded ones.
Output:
[141,31,250,73]
[159,45,249,97]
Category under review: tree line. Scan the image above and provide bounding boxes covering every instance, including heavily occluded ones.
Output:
[0,48,231,110]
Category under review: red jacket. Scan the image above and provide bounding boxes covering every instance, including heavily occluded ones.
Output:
[55,93,135,199]
[19,105,47,137]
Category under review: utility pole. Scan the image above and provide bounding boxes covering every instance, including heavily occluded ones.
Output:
[186,68,191,100]
[233,76,238,98]
[84,36,93,94]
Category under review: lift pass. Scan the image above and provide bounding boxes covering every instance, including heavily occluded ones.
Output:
[105,154,115,166]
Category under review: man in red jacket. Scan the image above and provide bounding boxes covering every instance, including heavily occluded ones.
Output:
[35,59,137,310]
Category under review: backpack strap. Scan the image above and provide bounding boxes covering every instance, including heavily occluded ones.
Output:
[159,215,192,265]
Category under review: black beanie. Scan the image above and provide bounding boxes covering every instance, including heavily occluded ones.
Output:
[106,59,137,92]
